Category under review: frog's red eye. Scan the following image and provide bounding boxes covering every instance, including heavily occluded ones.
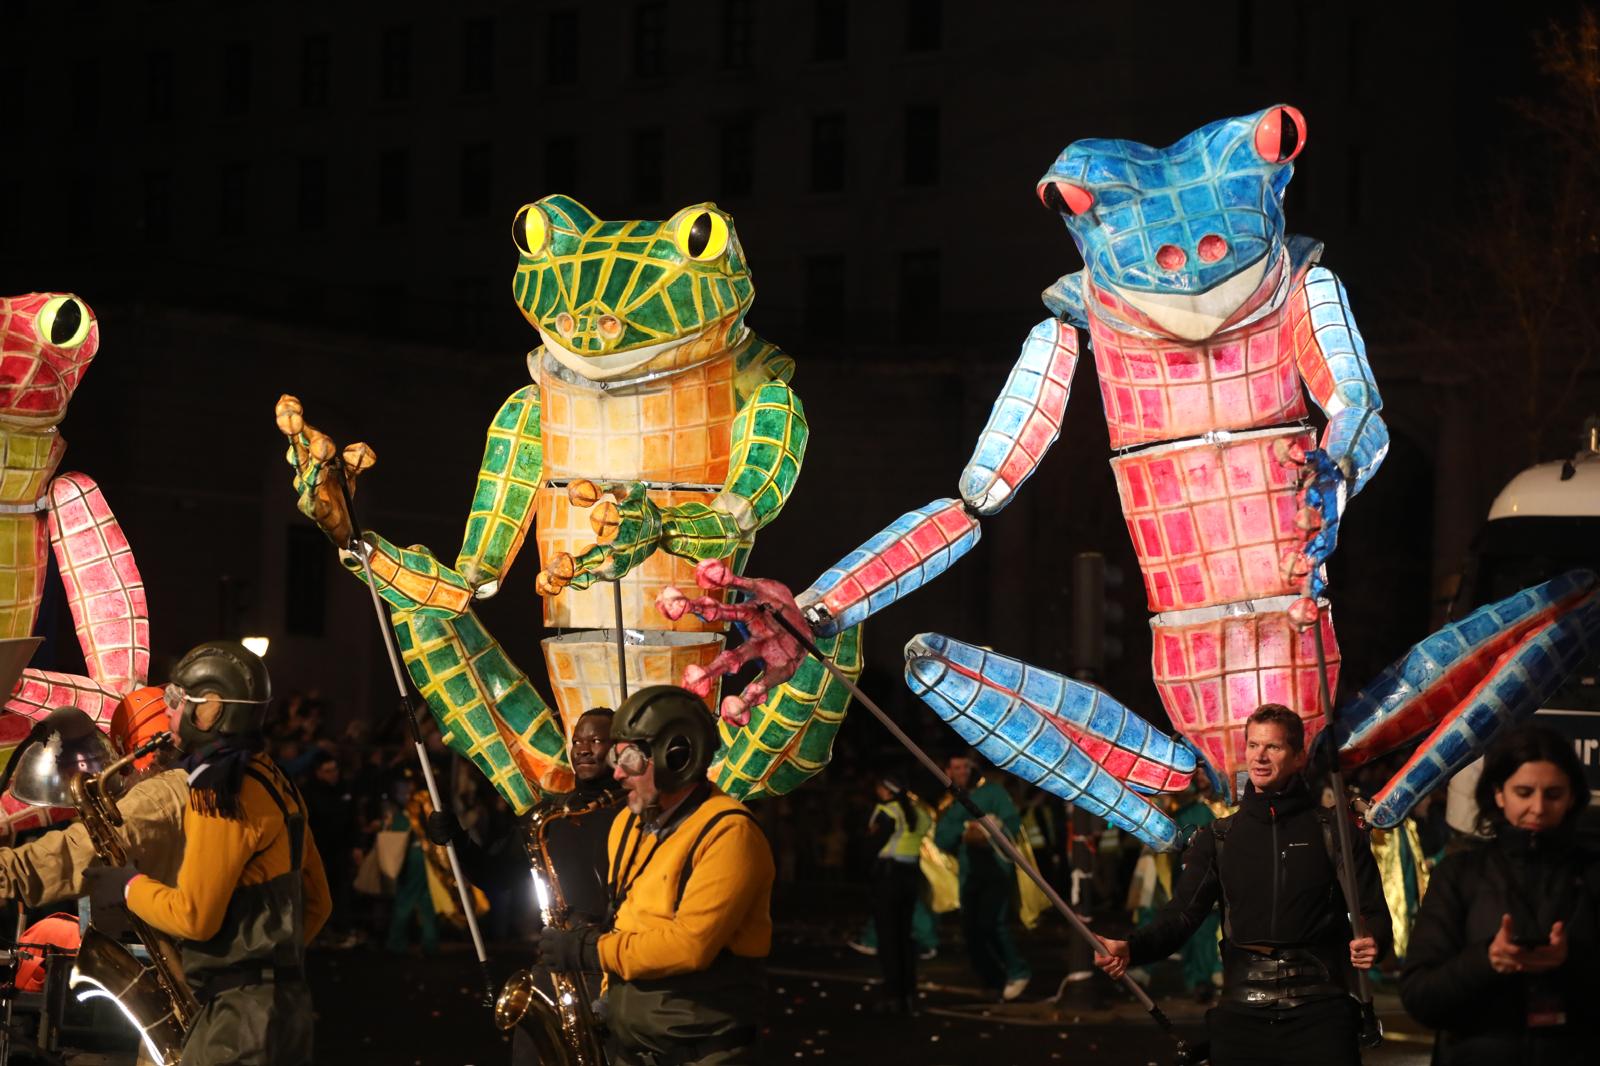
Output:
[1038,180,1094,216]
[1253,106,1306,164]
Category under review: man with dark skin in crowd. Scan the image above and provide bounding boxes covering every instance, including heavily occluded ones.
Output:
[439,707,624,1065]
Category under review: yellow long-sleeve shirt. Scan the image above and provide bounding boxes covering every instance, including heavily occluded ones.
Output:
[597,787,773,982]
[127,754,331,945]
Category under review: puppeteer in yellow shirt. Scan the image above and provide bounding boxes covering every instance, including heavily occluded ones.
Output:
[598,785,773,981]
[126,753,331,945]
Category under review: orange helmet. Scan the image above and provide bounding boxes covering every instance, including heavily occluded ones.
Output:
[111,686,168,769]
[14,913,80,993]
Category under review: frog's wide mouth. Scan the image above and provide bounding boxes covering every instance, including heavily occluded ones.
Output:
[1104,252,1272,342]
[535,325,716,382]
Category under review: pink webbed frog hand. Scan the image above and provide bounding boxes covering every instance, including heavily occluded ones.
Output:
[655,560,809,727]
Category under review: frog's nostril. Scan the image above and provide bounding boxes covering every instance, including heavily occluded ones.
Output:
[554,312,576,338]
[1198,234,1229,263]
[1156,244,1187,271]
[598,315,622,339]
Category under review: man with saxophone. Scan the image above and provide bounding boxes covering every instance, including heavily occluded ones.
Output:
[535,686,774,1066]
[0,686,185,908]
[91,640,331,1066]
[446,706,624,1065]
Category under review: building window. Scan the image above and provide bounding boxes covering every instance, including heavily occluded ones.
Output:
[634,3,666,78]
[146,50,173,120]
[545,134,579,192]
[378,149,409,224]
[1236,0,1255,69]
[812,0,847,61]
[631,129,664,206]
[460,143,492,217]
[142,171,171,244]
[719,117,754,199]
[300,34,330,107]
[898,249,941,339]
[460,16,494,93]
[1346,146,1362,229]
[298,156,328,231]
[380,25,412,102]
[810,112,847,193]
[219,163,248,240]
[0,178,19,245]
[904,104,939,186]
[71,63,99,129]
[222,42,251,117]
[722,0,753,69]
[803,254,845,328]
[906,0,941,52]
[547,9,579,85]
[285,525,327,637]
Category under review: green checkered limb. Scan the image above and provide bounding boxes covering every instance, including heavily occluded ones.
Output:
[339,386,544,614]
[712,624,863,800]
[660,377,808,560]
[392,605,570,812]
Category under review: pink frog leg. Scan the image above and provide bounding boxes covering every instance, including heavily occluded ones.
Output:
[6,473,147,726]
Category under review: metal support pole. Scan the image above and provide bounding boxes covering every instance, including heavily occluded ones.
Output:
[760,606,1189,1051]
[333,472,496,1007]
[613,579,629,701]
[1311,615,1384,1049]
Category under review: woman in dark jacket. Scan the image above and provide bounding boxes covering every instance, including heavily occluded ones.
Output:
[1400,724,1600,1065]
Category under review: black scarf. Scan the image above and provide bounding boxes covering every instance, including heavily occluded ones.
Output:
[180,736,266,819]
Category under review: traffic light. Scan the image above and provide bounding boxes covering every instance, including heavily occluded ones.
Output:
[1070,551,1125,681]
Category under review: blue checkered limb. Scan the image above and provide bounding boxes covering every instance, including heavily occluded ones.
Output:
[1302,267,1388,496]
[904,633,1197,851]
[1360,576,1600,829]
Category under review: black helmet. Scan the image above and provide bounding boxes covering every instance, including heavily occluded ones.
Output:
[610,685,718,792]
[169,640,271,749]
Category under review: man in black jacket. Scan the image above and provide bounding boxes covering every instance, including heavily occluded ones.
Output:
[1096,704,1391,1065]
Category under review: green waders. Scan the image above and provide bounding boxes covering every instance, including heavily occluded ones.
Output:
[178,767,313,1066]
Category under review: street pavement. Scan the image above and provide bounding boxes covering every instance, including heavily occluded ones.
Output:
[304,922,1436,1066]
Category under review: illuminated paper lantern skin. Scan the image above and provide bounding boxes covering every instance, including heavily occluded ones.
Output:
[282,198,858,811]
[0,294,150,833]
[765,106,1600,844]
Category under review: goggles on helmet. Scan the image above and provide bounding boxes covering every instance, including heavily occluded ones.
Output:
[162,683,270,713]
[606,740,652,776]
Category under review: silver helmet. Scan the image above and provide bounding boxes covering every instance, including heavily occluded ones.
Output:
[3,707,119,808]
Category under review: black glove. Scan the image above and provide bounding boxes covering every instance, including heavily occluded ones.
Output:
[83,864,140,938]
[424,810,462,846]
[537,925,600,972]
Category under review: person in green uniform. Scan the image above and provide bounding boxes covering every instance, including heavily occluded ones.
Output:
[1173,786,1223,1001]
[934,750,1031,1001]
[866,773,932,1013]
[384,772,438,955]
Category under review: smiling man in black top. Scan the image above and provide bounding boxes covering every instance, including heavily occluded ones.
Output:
[1096,704,1391,1065]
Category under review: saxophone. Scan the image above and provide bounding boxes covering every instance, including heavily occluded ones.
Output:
[67,733,199,1066]
[494,792,621,1065]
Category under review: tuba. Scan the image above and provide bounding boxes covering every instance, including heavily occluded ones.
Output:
[495,793,620,1065]
[66,732,198,1065]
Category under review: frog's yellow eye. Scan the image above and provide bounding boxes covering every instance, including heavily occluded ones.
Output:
[512,204,550,258]
[673,210,729,262]
[34,296,92,350]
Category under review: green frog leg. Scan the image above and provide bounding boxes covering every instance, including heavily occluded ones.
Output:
[712,622,863,801]
[279,389,569,807]
[392,605,571,813]
[537,343,807,593]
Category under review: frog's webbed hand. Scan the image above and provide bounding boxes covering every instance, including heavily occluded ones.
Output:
[657,559,808,726]
[276,394,473,617]
[536,480,662,596]
[276,395,376,549]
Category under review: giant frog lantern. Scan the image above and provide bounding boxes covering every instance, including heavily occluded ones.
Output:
[0,293,152,831]
[677,106,1600,848]
[279,197,860,810]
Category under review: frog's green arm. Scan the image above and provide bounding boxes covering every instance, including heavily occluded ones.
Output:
[342,385,543,615]
[657,340,807,563]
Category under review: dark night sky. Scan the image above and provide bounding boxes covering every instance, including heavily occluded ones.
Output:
[0,0,1595,774]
